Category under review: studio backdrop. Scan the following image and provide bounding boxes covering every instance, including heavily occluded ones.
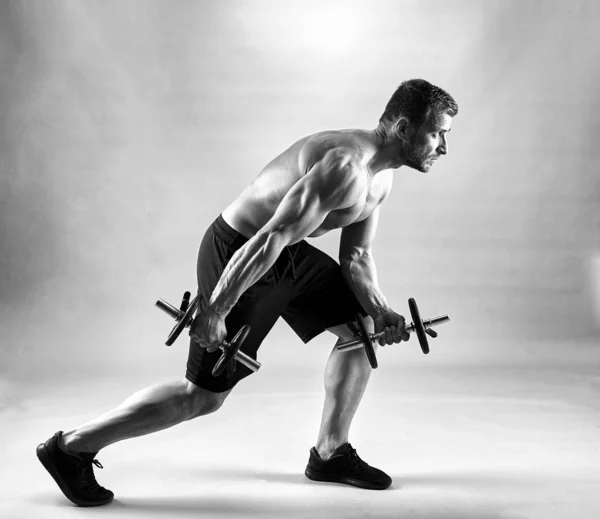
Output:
[1,0,599,383]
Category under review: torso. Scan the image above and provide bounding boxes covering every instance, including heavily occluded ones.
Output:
[221,129,393,239]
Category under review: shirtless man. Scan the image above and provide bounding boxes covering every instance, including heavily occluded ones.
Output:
[37,78,458,506]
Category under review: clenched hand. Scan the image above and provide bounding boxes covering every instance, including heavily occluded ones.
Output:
[189,311,228,353]
[373,309,410,346]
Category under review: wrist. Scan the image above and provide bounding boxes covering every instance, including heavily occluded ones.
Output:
[205,299,230,319]
[368,303,390,319]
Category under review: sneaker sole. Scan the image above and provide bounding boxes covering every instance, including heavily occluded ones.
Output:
[36,443,114,507]
[304,466,391,490]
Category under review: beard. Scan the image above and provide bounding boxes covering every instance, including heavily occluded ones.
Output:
[403,140,434,173]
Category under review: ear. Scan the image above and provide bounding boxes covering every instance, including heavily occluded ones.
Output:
[394,117,411,140]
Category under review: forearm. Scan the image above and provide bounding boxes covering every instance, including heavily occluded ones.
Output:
[340,253,390,317]
[207,231,286,316]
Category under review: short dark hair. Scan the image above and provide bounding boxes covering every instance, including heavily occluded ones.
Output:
[379,79,458,128]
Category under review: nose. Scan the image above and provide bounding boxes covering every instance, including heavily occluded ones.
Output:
[437,135,448,155]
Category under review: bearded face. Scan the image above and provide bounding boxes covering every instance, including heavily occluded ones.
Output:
[401,111,452,173]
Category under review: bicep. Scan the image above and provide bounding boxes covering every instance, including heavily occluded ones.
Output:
[261,162,358,246]
[339,205,381,261]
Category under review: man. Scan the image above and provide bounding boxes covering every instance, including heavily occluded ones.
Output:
[37,78,458,506]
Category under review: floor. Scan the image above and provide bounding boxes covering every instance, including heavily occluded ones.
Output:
[1,362,599,519]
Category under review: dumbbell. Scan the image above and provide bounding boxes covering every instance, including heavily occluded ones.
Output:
[337,298,450,369]
[155,291,261,377]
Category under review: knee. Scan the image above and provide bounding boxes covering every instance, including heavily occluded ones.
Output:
[327,315,375,342]
[184,380,229,420]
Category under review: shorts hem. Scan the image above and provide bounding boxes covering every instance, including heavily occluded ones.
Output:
[185,371,239,393]
[299,328,326,344]
[299,310,369,343]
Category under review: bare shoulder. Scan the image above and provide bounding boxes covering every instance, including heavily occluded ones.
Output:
[298,132,359,172]
[297,134,366,206]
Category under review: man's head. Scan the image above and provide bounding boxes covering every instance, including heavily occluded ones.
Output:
[379,79,458,173]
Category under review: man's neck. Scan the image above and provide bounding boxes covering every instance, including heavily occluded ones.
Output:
[364,126,406,176]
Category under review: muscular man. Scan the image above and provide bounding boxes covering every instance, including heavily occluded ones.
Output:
[37,79,458,506]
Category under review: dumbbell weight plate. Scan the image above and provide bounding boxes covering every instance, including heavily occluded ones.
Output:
[165,295,199,346]
[212,324,251,377]
[356,313,378,369]
[408,297,429,354]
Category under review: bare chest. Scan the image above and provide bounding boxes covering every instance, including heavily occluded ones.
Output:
[308,171,392,237]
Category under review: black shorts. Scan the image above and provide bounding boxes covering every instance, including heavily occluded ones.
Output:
[185,215,367,393]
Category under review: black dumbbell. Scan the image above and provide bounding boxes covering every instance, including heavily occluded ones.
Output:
[155,291,261,377]
[337,298,450,368]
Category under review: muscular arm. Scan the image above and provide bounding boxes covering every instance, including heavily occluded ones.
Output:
[207,156,361,317]
[338,205,389,317]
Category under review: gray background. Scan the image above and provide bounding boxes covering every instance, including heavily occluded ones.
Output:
[1,0,599,385]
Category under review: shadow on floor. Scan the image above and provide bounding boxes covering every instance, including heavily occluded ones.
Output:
[90,468,531,519]
[180,465,537,491]
[108,495,519,519]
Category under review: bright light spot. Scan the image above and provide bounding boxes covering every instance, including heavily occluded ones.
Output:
[233,1,364,57]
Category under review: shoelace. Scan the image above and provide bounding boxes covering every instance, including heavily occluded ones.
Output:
[346,447,369,473]
[79,459,104,491]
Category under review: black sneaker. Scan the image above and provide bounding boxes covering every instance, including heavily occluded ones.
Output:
[305,442,392,490]
[36,431,114,506]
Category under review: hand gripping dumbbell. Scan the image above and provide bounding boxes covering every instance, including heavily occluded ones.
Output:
[155,291,261,377]
[337,298,450,369]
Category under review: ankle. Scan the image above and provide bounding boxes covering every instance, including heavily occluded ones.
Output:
[60,431,78,453]
[61,431,95,455]
[315,439,348,460]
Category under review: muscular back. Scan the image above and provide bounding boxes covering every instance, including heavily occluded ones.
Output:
[222,130,393,240]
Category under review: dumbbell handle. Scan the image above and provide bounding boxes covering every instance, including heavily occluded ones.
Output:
[155,298,260,372]
[337,314,450,352]
[216,341,260,372]
[155,299,184,320]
